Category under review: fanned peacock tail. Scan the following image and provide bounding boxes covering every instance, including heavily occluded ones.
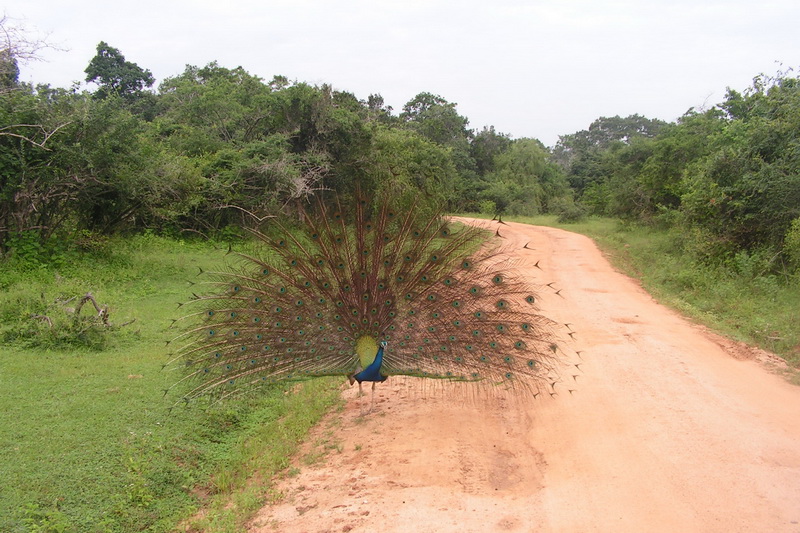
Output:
[167,194,571,404]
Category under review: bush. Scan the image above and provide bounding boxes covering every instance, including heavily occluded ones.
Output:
[784,216,800,270]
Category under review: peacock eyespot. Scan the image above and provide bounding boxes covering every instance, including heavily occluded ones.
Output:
[453,320,461,327]
[462,261,472,269]
[489,342,498,348]
[526,295,535,304]
[505,372,513,379]
[493,275,503,284]
[430,255,439,262]
[427,326,436,332]
[496,324,506,332]
[466,344,474,350]
[208,329,215,336]
[263,346,270,351]
[278,287,286,293]
[274,321,282,327]
[232,330,239,336]
[515,341,526,349]
[452,300,461,307]
[469,286,480,294]
[443,278,453,286]
[527,359,536,368]
[521,323,530,331]
[496,300,508,309]
[262,268,270,275]
[295,299,304,306]
[503,356,512,363]
[207,311,215,317]
[427,294,437,301]
[254,297,261,303]
[474,311,483,318]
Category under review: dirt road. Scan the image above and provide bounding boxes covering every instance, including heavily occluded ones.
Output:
[250,220,800,533]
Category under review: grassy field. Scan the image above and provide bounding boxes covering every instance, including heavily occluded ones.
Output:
[0,234,341,532]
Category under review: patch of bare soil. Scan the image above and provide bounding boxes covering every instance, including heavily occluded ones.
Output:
[249,220,800,533]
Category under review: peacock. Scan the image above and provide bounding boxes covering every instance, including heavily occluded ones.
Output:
[166,193,575,410]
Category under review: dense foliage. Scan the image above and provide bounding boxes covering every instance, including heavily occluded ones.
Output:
[555,72,800,273]
[1,24,798,273]
[1,35,576,259]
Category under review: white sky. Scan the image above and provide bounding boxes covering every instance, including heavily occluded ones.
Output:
[6,0,799,146]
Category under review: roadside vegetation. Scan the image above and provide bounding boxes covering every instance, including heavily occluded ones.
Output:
[1,16,798,532]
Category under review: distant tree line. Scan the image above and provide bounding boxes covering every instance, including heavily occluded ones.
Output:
[554,71,800,271]
[1,20,799,273]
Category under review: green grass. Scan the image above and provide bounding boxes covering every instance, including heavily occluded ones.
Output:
[480,213,800,370]
[0,235,341,532]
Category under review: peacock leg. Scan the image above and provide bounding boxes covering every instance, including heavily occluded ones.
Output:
[369,382,376,414]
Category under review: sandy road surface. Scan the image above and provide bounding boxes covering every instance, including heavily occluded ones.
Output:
[250,220,800,533]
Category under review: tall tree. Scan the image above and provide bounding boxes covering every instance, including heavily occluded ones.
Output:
[85,41,154,100]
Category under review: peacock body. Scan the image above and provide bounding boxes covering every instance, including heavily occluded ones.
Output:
[168,195,572,405]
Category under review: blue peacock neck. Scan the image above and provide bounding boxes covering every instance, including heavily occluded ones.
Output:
[354,342,387,383]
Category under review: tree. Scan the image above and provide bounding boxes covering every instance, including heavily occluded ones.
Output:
[480,138,569,216]
[553,114,667,195]
[85,41,154,100]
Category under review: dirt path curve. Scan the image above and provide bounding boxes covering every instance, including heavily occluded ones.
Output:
[249,220,800,533]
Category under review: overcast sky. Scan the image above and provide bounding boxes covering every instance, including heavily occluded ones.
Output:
[6,0,799,146]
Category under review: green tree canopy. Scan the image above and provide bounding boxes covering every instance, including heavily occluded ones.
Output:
[85,41,155,100]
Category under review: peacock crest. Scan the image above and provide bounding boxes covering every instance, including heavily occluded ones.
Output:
[167,194,573,406]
